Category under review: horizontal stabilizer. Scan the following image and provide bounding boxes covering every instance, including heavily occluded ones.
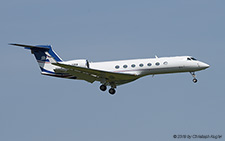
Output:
[9,43,51,50]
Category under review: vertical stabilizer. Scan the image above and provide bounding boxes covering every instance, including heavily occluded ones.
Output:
[10,43,63,74]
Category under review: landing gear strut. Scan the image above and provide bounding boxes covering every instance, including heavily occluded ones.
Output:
[190,72,198,83]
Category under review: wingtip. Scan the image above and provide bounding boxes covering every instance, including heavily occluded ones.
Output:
[8,43,15,45]
[8,43,23,46]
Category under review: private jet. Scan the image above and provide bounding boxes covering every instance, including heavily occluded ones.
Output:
[10,43,210,95]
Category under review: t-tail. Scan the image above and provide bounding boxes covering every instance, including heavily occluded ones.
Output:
[9,43,63,76]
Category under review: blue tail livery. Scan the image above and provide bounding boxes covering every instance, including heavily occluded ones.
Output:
[10,43,64,75]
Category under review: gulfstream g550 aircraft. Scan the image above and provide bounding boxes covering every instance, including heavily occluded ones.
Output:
[10,43,210,95]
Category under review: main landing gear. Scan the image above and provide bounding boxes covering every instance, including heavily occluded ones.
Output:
[190,72,198,83]
[109,88,116,95]
[100,84,107,91]
[99,84,116,95]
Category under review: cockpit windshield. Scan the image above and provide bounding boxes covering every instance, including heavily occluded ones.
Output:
[187,57,197,61]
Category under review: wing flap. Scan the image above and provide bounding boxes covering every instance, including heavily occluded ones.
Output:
[54,68,96,83]
[67,70,96,83]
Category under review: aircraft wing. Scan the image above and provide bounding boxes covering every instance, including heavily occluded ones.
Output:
[52,63,139,86]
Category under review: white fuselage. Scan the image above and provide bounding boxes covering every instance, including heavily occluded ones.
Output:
[59,55,209,88]
[82,56,209,76]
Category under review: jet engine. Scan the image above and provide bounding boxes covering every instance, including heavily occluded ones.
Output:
[64,59,90,68]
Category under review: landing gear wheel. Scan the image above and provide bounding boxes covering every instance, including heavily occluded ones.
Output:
[190,72,198,83]
[193,78,198,83]
[100,85,107,91]
[109,88,116,95]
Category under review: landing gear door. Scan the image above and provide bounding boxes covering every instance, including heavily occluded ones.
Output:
[86,60,90,68]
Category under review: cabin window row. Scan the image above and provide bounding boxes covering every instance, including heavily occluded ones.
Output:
[115,62,167,69]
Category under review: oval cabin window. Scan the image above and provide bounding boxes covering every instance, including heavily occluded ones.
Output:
[115,65,120,69]
[155,62,160,66]
[139,63,144,67]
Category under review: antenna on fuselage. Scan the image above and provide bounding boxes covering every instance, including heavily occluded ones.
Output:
[155,55,158,58]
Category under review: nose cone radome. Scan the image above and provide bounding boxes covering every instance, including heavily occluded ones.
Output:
[198,62,210,69]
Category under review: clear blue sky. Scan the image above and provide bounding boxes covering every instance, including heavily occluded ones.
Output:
[1,0,224,140]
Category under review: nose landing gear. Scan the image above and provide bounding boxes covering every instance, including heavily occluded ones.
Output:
[190,72,198,83]
[193,78,198,83]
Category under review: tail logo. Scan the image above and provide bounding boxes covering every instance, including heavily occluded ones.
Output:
[41,56,46,60]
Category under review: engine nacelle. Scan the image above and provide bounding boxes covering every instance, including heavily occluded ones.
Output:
[64,59,89,68]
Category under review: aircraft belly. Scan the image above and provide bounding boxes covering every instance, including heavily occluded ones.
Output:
[147,67,191,75]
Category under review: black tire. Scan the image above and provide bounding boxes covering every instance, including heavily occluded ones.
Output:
[193,78,198,83]
[109,88,116,95]
[100,85,107,91]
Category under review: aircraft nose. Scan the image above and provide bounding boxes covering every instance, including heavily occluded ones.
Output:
[198,62,210,69]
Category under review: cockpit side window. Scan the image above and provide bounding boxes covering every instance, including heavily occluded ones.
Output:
[191,57,197,60]
[187,58,191,61]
